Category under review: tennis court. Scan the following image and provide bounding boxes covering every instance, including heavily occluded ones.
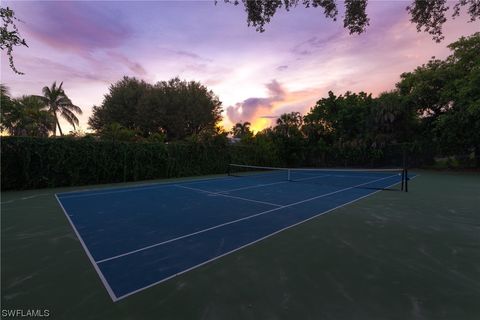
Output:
[56,165,411,301]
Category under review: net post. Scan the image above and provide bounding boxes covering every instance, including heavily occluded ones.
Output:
[401,169,404,191]
[402,144,409,193]
[287,169,291,181]
[405,168,408,192]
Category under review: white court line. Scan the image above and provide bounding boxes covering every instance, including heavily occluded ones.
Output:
[1,193,50,205]
[96,174,398,265]
[114,175,416,301]
[217,174,331,194]
[217,181,288,193]
[223,172,400,195]
[54,194,119,302]
[57,176,239,199]
[175,185,283,207]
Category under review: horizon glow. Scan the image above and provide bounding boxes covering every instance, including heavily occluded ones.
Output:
[1,1,478,133]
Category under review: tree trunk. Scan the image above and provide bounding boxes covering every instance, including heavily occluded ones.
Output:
[54,113,63,136]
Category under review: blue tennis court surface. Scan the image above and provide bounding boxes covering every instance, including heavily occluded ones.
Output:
[56,170,411,301]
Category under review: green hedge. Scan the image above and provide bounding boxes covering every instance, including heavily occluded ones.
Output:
[1,137,280,190]
[1,137,431,191]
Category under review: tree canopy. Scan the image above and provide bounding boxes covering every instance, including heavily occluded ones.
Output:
[1,82,81,137]
[88,77,223,141]
[221,0,479,42]
[0,87,55,137]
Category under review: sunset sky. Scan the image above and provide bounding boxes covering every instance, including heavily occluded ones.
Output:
[1,1,478,133]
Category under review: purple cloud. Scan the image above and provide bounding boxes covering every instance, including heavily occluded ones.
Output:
[21,57,109,83]
[226,80,286,124]
[106,52,147,76]
[173,50,211,62]
[292,29,344,56]
[22,2,131,53]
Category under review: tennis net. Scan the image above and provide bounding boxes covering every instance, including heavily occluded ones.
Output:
[227,164,407,191]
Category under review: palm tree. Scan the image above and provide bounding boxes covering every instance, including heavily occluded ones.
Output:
[17,96,55,137]
[34,81,82,136]
[232,121,252,138]
[1,84,15,133]
[1,95,55,137]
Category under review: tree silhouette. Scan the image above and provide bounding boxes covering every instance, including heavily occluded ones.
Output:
[34,82,82,136]
[232,121,252,138]
[220,0,479,42]
[0,6,28,74]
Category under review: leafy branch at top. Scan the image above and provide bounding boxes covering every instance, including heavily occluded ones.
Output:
[221,0,480,42]
[1,6,28,75]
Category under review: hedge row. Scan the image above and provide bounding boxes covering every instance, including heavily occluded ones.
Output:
[1,137,432,191]
[1,137,280,190]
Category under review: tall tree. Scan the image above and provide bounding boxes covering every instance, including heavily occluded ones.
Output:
[88,77,151,133]
[90,77,223,141]
[275,112,303,138]
[395,32,480,165]
[397,58,453,119]
[371,91,414,147]
[272,112,305,165]
[305,91,372,147]
[434,33,480,164]
[34,82,82,136]
[220,0,479,42]
[148,77,222,140]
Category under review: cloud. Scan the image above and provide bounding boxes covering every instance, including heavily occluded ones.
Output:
[277,65,288,71]
[173,50,212,62]
[106,52,147,76]
[20,56,109,83]
[226,80,287,125]
[22,2,131,53]
[259,115,278,119]
[291,29,345,57]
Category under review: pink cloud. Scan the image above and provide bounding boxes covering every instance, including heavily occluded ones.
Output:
[21,2,131,53]
[226,80,286,124]
[106,52,147,76]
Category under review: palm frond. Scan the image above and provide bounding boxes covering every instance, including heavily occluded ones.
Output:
[61,108,80,126]
[30,95,49,107]
[64,103,83,114]
[42,84,52,97]
[0,84,10,96]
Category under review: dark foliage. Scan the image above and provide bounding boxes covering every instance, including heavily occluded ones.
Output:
[0,137,282,190]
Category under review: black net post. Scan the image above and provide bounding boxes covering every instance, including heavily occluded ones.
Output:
[402,144,409,192]
[401,169,405,191]
[405,168,408,192]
